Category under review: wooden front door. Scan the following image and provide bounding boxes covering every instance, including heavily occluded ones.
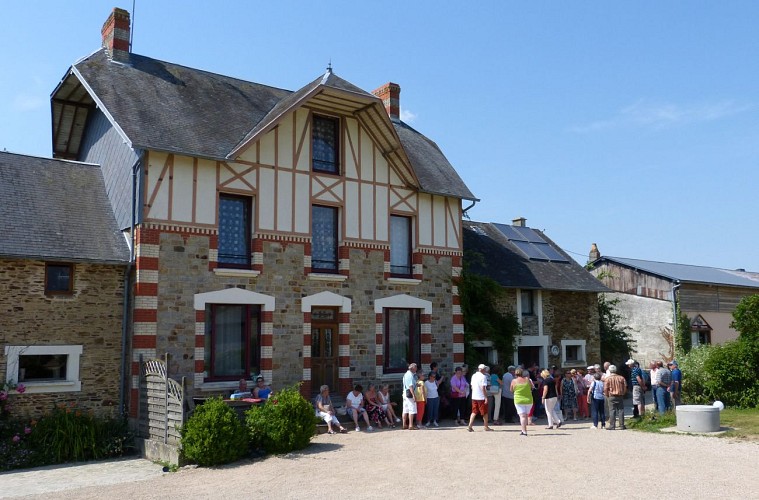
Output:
[311,308,339,394]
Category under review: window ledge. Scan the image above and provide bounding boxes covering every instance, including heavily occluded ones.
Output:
[17,381,81,394]
[387,277,422,285]
[214,268,260,278]
[307,273,347,282]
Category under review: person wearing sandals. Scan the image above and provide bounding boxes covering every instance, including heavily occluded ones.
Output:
[450,366,469,425]
[541,369,563,430]
[467,364,493,432]
[378,384,401,424]
[315,385,347,435]
[511,367,534,436]
[346,384,374,432]
[424,371,441,427]
[365,383,393,429]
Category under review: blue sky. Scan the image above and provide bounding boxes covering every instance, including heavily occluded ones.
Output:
[2,2,758,271]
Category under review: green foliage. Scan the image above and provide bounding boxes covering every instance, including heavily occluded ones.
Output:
[731,294,759,343]
[458,254,520,365]
[626,411,676,432]
[598,294,636,365]
[181,397,248,466]
[245,385,315,454]
[675,309,692,356]
[680,340,759,408]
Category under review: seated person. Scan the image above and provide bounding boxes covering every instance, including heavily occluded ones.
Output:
[378,384,400,423]
[315,384,346,434]
[346,384,374,432]
[253,376,272,399]
[364,383,393,428]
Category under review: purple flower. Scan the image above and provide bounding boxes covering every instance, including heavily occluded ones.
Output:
[12,435,20,443]
[24,427,32,435]
[16,384,26,394]
[0,391,7,401]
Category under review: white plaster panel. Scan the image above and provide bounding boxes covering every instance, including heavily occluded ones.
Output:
[261,346,273,358]
[375,153,388,184]
[376,344,384,355]
[360,130,374,182]
[345,181,360,239]
[303,345,311,358]
[302,291,352,313]
[389,166,402,186]
[453,324,464,334]
[375,186,389,241]
[447,201,461,249]
[294,173,310,233]
[135,296,157,310]
[432,196,446,247]
[360,183,374,239]
[195,323,204,335]
[262,323,273,335]
[302,368,311,380]
[452,305,462,316]
[418,195,432,246]
[259,130,275,166]
[171,156,193,222]
[258,168,275,230]
[136,269,158,284]
[133,323,157,335]
[196,159,217,224]
[136,243,159,258]
[194,347,204,360]
[374,294,432,314]
[339,367,350,378]
[338,345,350,357]
[277,170,293,232]
[277,116,293,169]
[344,118,359,179]
[295,109,310,171]
[193,287,275,311]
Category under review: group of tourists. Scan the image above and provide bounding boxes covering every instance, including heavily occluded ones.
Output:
[313,357,683,436]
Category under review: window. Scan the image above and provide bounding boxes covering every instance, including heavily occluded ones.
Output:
[45,263,73,294]
[312,115,340,174]
[218,194,251,268]
[384,308,421,372]
[521,290,534,316]
[4,345,83,393]
[390,215,412,277]
[311,205,338,273]
[560,339,586,367]
[204,304,260,381]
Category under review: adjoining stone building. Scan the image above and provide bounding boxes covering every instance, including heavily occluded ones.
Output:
[463,219,607,369]
[0,152,130,418]
[46,7,476,419]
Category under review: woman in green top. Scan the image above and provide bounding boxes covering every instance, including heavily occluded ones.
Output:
[510,368,535,436]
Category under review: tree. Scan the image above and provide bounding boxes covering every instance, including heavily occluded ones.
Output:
[731,294,759,343]
[675,309,692,356]
[598,293,636,365]
[458,254,520,366]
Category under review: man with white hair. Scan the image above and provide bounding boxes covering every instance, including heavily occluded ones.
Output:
[603,364,627,430]
[467,364,492,432]
[626,359,646,418]
[402,363,418,430]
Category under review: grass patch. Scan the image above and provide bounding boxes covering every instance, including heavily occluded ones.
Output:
[626,412,676,432]
[717,408,759,441]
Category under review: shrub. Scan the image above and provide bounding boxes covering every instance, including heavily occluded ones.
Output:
[679,344,711,405]
[246,384,315,454]
[180,397,248,466]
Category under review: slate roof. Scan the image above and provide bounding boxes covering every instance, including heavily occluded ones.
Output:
[591,256,759,289]
[463,221,608,293]
[67,50,476,201]
[0,151,130,264]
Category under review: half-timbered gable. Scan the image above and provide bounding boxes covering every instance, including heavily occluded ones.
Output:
[48,8,476,417]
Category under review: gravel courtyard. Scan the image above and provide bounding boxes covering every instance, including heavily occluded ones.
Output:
[5,420,758,499]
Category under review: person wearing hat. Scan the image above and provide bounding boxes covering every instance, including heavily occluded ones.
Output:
[668,360,682,407]
[467,364,493,432]
[626,359,646,418]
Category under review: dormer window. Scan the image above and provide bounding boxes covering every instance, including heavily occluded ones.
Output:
[312,115,339,174]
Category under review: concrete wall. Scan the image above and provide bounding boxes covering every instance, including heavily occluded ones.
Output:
[606,292,673,366]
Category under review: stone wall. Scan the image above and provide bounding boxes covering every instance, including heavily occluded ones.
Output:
[543,290,600,366]
[150,231,455,399]
[0,258,125,418]
[607,292,673,366]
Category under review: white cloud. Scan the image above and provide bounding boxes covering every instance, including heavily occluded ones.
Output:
[569,99,753,133]
[400,108,417,123]
[12,93,46,112]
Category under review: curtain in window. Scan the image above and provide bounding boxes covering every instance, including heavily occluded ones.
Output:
[218,196,249,266]
[212,305,246,377]
[312,206,337,271]
[313,116,338,173]
[390,216,411,275]
[386,309,420,370]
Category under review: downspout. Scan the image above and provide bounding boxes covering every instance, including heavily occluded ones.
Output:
[462,199,477,218]
[119,155,141,415]
[671,280,681,353]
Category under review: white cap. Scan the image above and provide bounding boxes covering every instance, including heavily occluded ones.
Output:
[477,363,487,370]
[625,359,635,365]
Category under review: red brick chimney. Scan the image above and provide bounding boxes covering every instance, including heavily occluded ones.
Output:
[101,7,131,63]
[372,82,401,121]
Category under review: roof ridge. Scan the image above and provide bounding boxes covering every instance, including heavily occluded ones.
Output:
[603,256,749,273]
[0,150,100,167]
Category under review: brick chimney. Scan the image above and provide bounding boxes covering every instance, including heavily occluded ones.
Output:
[372,82,401,121]
[589,243,601,262]
[101,7,131,63]
[512,217,527,227]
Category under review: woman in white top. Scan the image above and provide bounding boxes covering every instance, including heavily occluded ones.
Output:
[378,384,401,423]
[315,385,347,434]
[424,371,441,426]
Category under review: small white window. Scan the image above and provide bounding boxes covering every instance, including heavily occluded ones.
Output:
[4,345,83,393]
[560,339,586,368]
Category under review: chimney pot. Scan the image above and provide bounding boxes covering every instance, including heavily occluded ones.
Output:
[372,82,401,121]
[101,7,131,63]
[512,217,527,227]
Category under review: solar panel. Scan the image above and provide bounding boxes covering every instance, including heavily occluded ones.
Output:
[534,242,568,262]
[512,240,549,260]
[514,226,546,243]
[493,223,523,241]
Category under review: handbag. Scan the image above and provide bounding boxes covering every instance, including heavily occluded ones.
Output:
[406,388,414,399]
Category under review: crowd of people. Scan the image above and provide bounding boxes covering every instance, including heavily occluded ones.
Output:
[312,357,683,435]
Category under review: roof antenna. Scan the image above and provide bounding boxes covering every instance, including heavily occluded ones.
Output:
[326,59,332,74]
[130,0,136,51]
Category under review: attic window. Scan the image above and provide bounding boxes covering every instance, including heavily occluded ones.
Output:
[45,263,73,295]
[312,115,340,174]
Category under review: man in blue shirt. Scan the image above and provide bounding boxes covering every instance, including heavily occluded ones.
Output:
[668,360,682,407]
[626,359,646,418]
[402,363,418,430]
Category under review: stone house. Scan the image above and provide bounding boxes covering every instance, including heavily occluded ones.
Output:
[463,219,607,369]
[589,246,759,365]
[49,8,476,418]
[0,152,130,418]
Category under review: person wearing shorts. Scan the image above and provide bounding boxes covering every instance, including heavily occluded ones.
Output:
[467,364,492,432]
[511,367,534,436]
[402,363,418,430]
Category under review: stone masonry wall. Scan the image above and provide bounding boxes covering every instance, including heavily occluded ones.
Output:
[0,258,125,419]
[542,291,600,367]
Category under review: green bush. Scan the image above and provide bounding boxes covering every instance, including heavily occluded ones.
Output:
[681,340,759,408]
[181,397,248,466]
[245,385,315,454]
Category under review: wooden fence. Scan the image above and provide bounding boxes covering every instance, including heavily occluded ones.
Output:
[138,355,186,446]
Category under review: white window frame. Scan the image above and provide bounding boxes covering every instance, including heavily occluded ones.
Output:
[560,339,586,368]
[4,345,83,393]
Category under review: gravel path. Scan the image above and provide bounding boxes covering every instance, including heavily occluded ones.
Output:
[4,420,758,499]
